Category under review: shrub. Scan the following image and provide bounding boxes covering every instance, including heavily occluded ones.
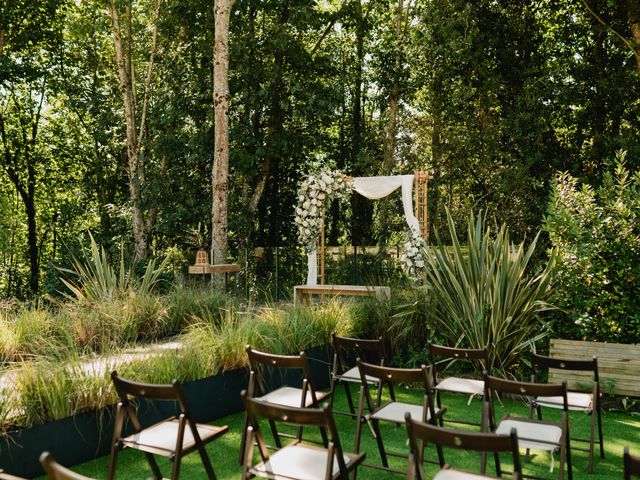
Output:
[397,210,556,375]
[544,152,640,343]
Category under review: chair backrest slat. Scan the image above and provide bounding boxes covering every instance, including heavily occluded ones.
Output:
[111,371,189,411]
[484,373,567,399]
[245,345,318,401]
[406,415,517,452]
[245,395,328,428]
[332,334,385,354]
[532,353,599,383]
[405,414,521,480]
[247,346,309,370]
[357,360,429,386]
[429,343,488,361]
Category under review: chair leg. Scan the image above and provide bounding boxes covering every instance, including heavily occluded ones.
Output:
[143,452,164,480]
[268,418,283,448]
[198,444,217,480]
[566,428,573,480]
[494,449,502,478]
[107,404,126,480]
[588,409,596,473]
[526,401,534,462]
[238,411,249,465]
[371,419,389,468]
[171,456,182,480]
[558,442,566,480]
[107,444,119,480]
[343,382,356,416]
[597,403,605,459]
[353,387,365,454]
[388,383,397,402]
[435,440,445,467]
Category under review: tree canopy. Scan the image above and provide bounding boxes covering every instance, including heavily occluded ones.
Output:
[0,0,638,297]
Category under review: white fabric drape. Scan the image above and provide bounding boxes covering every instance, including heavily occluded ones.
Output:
[306,174,419,285]
[307,248,318,285]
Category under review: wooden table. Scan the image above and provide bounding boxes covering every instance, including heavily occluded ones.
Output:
[293,284,390,304]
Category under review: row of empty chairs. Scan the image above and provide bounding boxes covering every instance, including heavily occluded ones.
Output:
[0,333,631,479]
[240,334,608,479]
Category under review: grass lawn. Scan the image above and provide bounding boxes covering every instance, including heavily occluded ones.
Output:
[66,386,639,479]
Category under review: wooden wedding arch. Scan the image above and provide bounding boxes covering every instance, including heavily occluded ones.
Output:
[294,170,431,303]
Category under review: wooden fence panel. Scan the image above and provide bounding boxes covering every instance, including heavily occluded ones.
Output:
[549,339,640,397]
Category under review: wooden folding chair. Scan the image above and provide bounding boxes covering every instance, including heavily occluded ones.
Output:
[240,346,330,462]
[39,452,94,480]
[107,371,228,480]
[241,393,365,480]
[624,447,640,479]
[405,413,521,480]
[530,353,604,473]
[330,334,394,418]
[484,373,572,480]
[354,359,446,475]
[429,343,488,427]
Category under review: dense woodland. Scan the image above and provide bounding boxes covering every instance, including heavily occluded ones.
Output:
[0,0,639,298]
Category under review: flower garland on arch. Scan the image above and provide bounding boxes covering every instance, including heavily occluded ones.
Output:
[294,168,352,251]
[401,227,427,281]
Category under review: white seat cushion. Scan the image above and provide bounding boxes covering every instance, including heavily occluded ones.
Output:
[338,366,378,384]
[536,392,593,411]
[434,469,496,479]
[122,419,224,454]
[254,444,355,480]
[436,377,485,396]
[371,401,440,423]
[259,387,327,408]
[495,418,562,451]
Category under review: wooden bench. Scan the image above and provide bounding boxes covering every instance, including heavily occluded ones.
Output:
[293,284,390,304]
[549,338,640,397]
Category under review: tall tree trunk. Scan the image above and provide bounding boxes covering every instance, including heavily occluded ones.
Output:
[630,1,640,69]
[430,73,443,243]
[107,0,161,261]
[211,0,235,276]
[257,5,287,247]
[350,0,373,245]
[381,0,404,175]
[0,82,45,295]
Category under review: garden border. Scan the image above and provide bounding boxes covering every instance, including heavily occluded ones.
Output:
[0,345,332,478]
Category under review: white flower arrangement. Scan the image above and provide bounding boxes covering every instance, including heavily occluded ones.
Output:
[400,228,427,281]
[295,168,352,251]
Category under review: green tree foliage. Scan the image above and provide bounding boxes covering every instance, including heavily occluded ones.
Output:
[545,151,640,343]
[0,0,638,297]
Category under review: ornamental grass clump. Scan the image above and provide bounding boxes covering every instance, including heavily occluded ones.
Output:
[164,286,229,332]
[0,306,73,361]
[182,299,360,376]
[409,210,556,375]
[59,233,168,304]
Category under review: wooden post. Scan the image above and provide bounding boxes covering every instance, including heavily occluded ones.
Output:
[413,170,432,240]
[320,208,325,285]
